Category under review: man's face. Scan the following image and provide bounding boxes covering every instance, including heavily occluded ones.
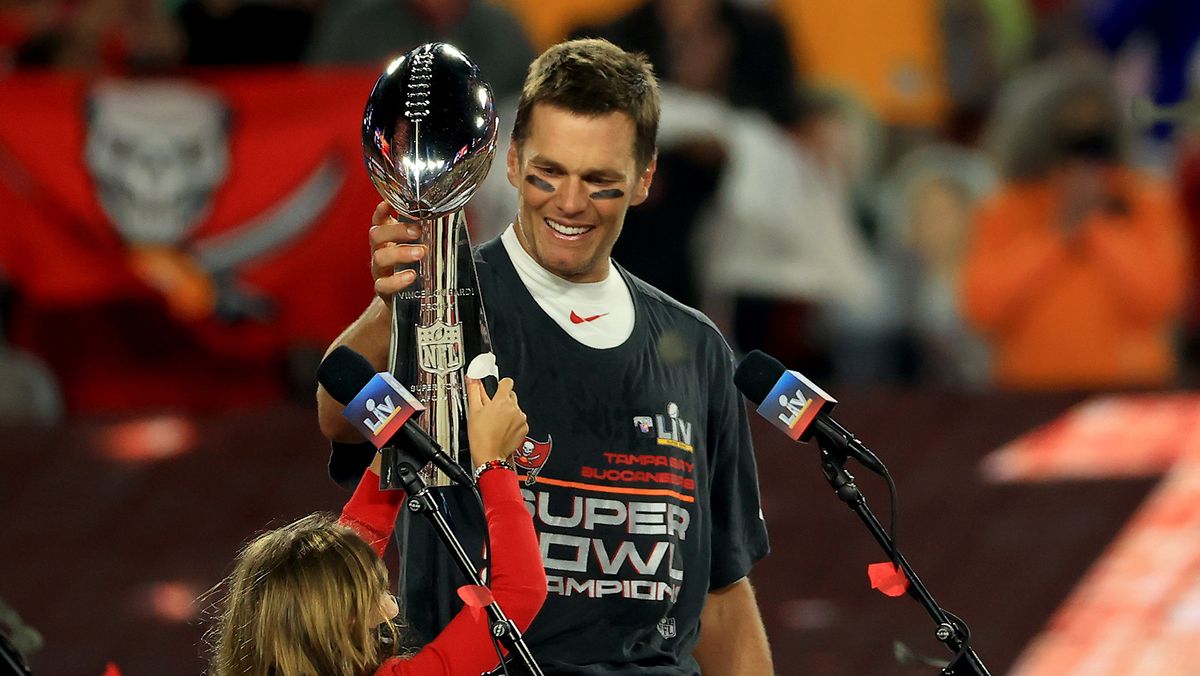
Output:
[506,104,655,282]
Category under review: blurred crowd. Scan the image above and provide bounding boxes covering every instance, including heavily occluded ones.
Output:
[3,0,1200,421]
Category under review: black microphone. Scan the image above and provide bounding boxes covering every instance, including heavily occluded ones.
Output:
[317,345,474,487]
[734,349,887,475]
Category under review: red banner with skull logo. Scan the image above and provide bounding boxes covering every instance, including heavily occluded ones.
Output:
[0,69,386,413]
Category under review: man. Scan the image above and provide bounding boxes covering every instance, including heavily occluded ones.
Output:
[318,39,772,674]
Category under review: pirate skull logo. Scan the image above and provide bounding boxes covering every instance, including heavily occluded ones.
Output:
[84,81,230,246]
[513,435,553,486]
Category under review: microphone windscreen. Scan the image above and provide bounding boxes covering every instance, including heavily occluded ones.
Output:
[317,345,377,405]
[734,350,787,403]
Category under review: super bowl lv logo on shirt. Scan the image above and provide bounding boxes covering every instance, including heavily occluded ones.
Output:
[520,401,698,602]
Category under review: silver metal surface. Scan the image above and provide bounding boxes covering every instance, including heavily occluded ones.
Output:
[362,42,498,220]
[362,43,497,486]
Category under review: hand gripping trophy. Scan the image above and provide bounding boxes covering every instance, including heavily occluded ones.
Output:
[362,43,498,486]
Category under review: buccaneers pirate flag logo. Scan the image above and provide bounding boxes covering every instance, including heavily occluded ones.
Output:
[0,69,381,412]
[513,435,552,486]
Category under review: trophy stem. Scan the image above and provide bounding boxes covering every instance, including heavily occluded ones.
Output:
[388,294,401,375]
[386,209,489,487]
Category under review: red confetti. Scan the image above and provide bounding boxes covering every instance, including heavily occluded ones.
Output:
[457,584,495,621]
[867,561,909,597]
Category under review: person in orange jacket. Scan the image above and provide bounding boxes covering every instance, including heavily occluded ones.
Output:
[961,60,1189,389]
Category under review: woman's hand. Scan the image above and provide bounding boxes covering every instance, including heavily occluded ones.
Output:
[465,377,528,468]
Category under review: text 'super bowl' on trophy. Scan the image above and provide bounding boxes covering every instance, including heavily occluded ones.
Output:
[362,42,498,487]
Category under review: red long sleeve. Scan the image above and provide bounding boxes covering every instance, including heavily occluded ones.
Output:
[375,469,547,676]
[339,469,404,557]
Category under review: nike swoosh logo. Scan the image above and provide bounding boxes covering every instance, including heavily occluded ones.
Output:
[569,311,609,324]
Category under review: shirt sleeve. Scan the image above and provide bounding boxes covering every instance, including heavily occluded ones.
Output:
[374,469,547,676]
[707,339,771,590]
[329,439,378,490]
[1078,179,1189,325]
[338,469,404,558]
[960,190,1072,336]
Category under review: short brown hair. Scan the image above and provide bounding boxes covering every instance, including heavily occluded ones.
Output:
[512,38,660,170]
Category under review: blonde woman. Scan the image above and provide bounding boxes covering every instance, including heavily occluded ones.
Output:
[209,377,544,675]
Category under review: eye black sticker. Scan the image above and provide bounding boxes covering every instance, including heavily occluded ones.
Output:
[524,174,555,193]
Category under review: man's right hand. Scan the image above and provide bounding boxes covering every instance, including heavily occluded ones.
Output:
[370,200,429,300]
[317,201,431,442]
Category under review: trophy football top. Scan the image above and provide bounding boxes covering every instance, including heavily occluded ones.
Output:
[362,42,499,221]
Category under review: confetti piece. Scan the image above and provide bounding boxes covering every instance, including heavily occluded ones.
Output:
[457,584,495,621]
[868,561,909,597]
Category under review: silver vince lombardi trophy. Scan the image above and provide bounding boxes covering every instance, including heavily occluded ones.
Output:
[362,43,498,487]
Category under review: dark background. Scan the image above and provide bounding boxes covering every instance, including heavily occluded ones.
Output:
[0,387,1154,675]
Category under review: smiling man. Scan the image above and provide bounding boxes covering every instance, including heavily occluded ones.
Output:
[318,39,773,674]
[509,87,654,283]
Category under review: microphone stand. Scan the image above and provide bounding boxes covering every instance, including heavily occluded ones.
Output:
[0,634,32,676]
[385,447,544,676]
[811,418,991,676]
